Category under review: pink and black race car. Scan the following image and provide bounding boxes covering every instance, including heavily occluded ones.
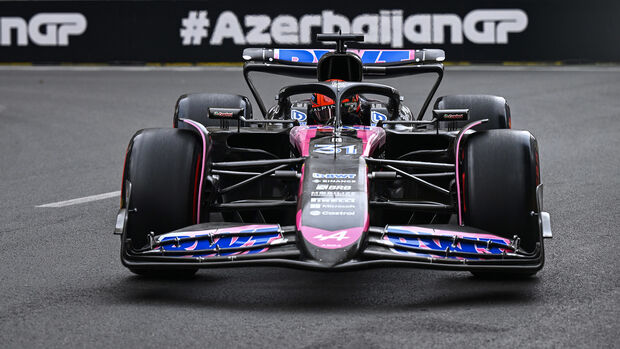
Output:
[115,34,552,277]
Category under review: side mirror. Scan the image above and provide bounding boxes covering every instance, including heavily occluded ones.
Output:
[432,109,469,122]
[208,107,243,120]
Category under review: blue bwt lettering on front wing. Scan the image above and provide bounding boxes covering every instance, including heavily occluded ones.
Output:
[159,227,280,256]
[385,227,510,258]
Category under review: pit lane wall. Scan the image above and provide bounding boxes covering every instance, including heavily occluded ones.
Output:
[1,0,618,64]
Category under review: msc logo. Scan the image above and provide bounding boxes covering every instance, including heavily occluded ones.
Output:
[0,13,87,46]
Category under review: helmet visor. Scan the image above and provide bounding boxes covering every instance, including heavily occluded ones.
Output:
[311,104,335,124]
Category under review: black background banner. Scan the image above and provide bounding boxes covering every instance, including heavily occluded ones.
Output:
[0,0,618,63]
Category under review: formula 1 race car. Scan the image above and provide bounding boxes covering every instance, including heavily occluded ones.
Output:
[115,33,552,277]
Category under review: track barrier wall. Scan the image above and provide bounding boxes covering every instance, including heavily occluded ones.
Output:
[0,1,618,64]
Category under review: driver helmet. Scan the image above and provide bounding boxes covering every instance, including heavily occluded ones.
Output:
[310,80,360,125]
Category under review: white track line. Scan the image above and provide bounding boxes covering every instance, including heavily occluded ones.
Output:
[36,191,120,208]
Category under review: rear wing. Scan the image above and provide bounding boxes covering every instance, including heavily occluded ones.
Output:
[242,47,445,119]
[242,48,445,66]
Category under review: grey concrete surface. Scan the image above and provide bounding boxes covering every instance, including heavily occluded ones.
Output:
[0,66,618,348]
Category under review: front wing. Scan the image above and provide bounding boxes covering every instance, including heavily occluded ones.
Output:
[121,223,544,273]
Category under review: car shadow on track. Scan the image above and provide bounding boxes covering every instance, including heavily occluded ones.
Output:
[110,268,541,312]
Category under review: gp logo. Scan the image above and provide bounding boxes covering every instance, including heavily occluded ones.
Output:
[0,13,87,46]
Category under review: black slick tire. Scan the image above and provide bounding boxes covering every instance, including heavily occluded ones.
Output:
[460,129,542,277]
[121,128,203,277]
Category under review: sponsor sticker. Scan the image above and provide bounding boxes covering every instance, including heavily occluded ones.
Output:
[315,184,351,190]
[370,110,388,126]
[291,109,307,124]
[311,191,355,196]
[320,211,355,216]
[312,173,356,179]
[311,198,356,203]
[314,231,349,241]
[209,107,243,119]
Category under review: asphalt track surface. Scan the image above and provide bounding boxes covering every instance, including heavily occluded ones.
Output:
[0,65,618,348]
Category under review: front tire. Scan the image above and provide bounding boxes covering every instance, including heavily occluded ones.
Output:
[121,128,204,277]
[460,129,543,277]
